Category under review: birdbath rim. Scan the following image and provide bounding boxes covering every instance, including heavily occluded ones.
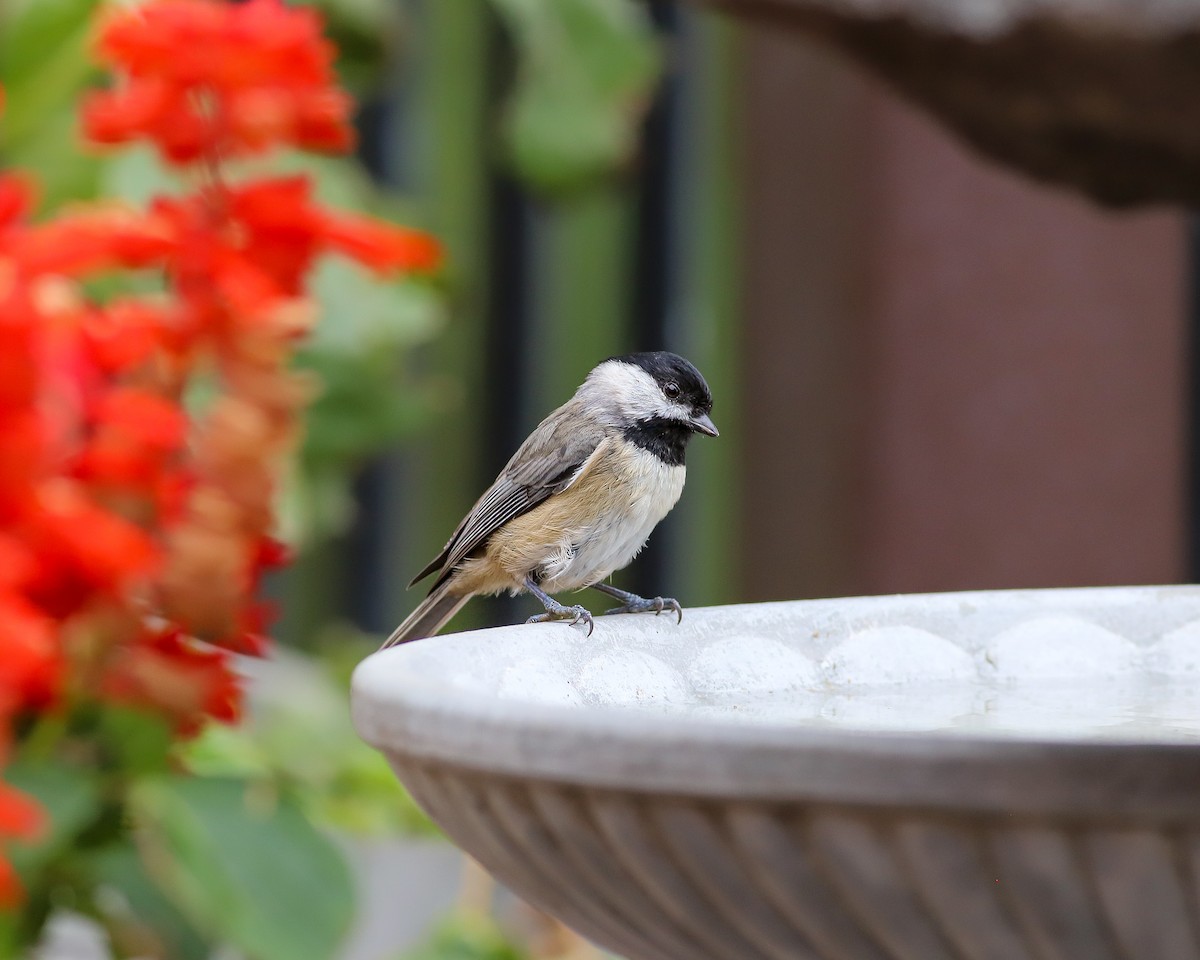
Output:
[352,584,1200,820]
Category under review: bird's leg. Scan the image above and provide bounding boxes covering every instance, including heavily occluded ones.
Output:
[523,576,594,636]
[592,582,682,624]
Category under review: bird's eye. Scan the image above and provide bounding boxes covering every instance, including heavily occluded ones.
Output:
[663,381,681,400]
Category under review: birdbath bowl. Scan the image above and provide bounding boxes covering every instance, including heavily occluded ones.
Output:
[689,0,1200,207]
[352,586,1200,960]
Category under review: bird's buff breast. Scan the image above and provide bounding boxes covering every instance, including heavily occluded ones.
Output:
[472,443,685,595]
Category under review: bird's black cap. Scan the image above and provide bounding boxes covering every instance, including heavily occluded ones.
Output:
[609,351,713,413]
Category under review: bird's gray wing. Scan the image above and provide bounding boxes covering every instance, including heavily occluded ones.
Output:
[410,407,608,590]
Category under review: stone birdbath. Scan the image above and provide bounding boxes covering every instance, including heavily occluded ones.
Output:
[352,585,1200,960]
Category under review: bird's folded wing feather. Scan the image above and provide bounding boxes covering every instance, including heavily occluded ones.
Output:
[411,408,609,589]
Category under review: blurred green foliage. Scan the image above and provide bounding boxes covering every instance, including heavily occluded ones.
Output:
[184,637,439,838]
[129,776,354,960]
[5,715,358,959]
[402,913,528,960]
[491,0,660,192]
[0,0,104,209]
[88,846,210,960]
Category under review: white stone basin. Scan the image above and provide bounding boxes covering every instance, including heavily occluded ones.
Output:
[352,586,1200,960]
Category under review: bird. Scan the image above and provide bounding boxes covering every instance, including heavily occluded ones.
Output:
[381,351,718,648]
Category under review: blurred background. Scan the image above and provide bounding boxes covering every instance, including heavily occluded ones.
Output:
[307,0,1186,641]
[5,0,1190,957]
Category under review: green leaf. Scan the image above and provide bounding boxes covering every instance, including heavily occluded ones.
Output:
[95,707,176,778]
[0,0,99,87]
[178,722,272,782]
[291,0,404,95]
[0,0,105,210]
[3,760,103,884]
[90,846,209,960]
[401,912,529,960]
[0,0,101,151]
[3,109,103,213]
[308,259,445,354]
[131,776,355,960]
[489,0,661,193]
[300,350,430,460]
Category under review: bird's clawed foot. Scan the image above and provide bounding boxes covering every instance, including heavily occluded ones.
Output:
[523,576,594,636]
[592,583,683,624]
[603,595,682,623]
[525,603,594,636]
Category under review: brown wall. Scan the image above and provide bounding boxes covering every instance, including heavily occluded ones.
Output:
[737,27,1189,602]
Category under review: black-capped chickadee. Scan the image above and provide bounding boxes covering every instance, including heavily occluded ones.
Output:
[382,351,718,647]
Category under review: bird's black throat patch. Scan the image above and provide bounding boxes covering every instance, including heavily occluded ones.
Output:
[623,417,693,467]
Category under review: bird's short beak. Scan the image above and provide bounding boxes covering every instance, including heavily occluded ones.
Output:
[690,412,719,437]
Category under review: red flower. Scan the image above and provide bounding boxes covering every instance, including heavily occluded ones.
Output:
[0,782,43,840]
[0,777,45,906]
[81,299,176,374]
[16,207,176,277]
[24,481,159,619]
[0,590,61,713]
[0,533,63,712]
[228,86,355,155]
[0,173,35,230]
[84,0,355,163]
[76,389,188,501]
[321,212,445,274]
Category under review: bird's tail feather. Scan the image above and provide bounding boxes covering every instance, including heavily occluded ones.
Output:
[381,586,469,649]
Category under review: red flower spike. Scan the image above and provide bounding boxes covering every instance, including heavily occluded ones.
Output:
[0,0,443,770]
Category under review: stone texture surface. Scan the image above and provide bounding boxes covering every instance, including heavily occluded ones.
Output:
[395,763,1200,960]
[706,0,1200,206]
[354,587,1200,960]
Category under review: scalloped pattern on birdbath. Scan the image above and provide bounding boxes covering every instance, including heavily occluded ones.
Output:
[694,0,1200,206]
[353,586,1200,960]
